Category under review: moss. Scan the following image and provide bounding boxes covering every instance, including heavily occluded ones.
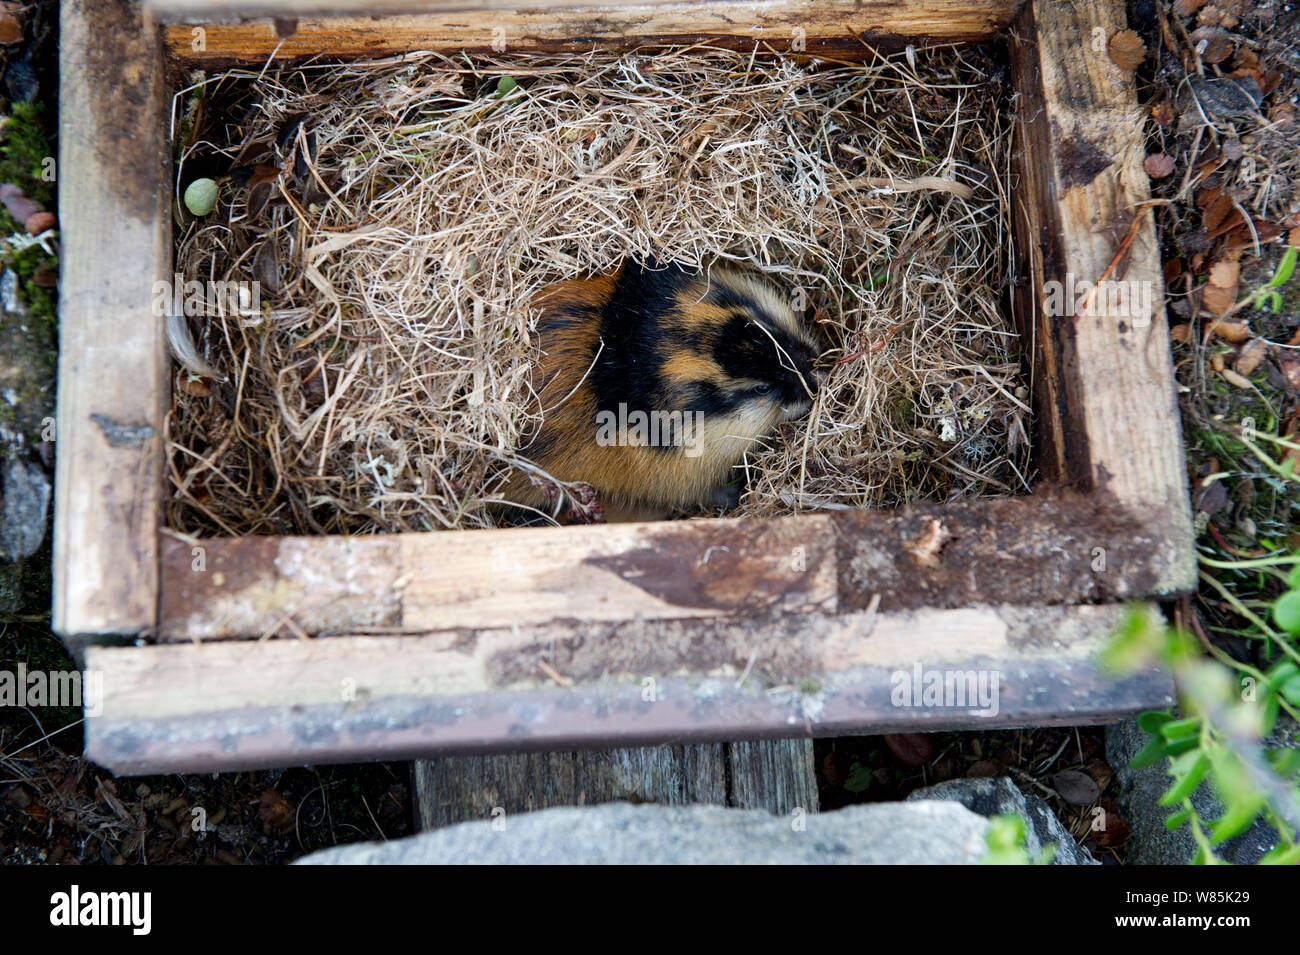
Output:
[0,101,54,206]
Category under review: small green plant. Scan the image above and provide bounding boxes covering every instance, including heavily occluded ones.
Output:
[1103,597,1300,864]
[1252,243,1297,314]
[982,813,1055,865]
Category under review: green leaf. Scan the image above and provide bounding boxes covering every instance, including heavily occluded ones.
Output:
[182,177,219,216]
[1137,710,1175,734]
[1130,736,1168,769]
[1267,243,1297,287]
[495,76,518,98]
[1164,807,1191,831]
[1210,795,1266,845]
[1280,674,1300,706]
[1274,590,1300,633]
[1159,716,1201,741]
[843,761,872,793]
[1159,752,1209,806]
[1260,842,1300,865]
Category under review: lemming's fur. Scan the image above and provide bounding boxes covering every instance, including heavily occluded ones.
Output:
[506,259,822,522]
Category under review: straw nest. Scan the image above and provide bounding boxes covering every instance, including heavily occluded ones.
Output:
[167,45,1031,536]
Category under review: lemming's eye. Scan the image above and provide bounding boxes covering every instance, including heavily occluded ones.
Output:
[752,383,772,396]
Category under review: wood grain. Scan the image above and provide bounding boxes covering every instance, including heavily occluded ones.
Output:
[1008,0,1194,592]
[158,493,1185,640]
[85,602,1170,773]
[53,0,170,645]
[155,0,1024,62]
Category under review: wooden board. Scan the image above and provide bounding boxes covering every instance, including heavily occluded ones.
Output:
[154,0,1025,61]
[1008,0,1194,591]
[157,492,1187,640]
[53,0,171,646]
[83,602,1172,773]
[412,738,816,829]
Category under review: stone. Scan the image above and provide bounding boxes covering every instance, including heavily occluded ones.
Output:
[0,456,49,559]
[297,800,995,865]
[906,776,1098,865]
[1106,715,1294,864]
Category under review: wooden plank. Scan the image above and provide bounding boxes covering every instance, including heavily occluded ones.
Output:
[156,0,1024,62]
[84,602,1171,773]
[1008,0,1194,591]
[158,493,1185,639]
[53,0,170,644]
[411,737,816,829]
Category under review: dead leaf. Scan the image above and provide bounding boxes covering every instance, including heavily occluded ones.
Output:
[1235,339,1268,375]
[1288,227,1300,247]
[178,375,212,397]
[1208,258,1240,287]
[24,210,55,235]
[1108,29,1148,70]
[1053,769,1101,806]
[1190,26,1235,64]
[1173,0,1207,15]
[1203,285,1240,318]
[1144,152,1176,178]
[0,182,39,223]
[258,789,294,832]
[1198,3,1239,28]
[1221,367,1253,389]
[966,760,1001,778]
[1208,318,1250,340]
[0,2,22,45]
[1170,323,1193,344]
[883,733,933,767]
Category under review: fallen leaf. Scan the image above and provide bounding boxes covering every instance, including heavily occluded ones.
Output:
[1198,3,1238,27]
[1085,758,1114,793]
[1236,339,1269,375]
[0,182,39,223]
[1093,799,1132,848]
[1208,318,1249,341]
[966,760,1001,778]
[1170,323,1193,344]
[883,732,933,767]
[258,789,294,832]
[1202,285,1240,318]
[1108,29,1148,70]
[1173,0,1207,15]
[1144,152,1176,178]
[1208,258,1240,287]
[1289,227,1300,247]
[1053,769,1101,806]
[1221,367,1253,389]
[0,3,22,45]
[1190,26,1234,64]
[24,210,54,234]
[177,376,212,397]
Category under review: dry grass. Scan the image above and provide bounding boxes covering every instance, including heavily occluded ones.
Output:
[167,45,1031,535]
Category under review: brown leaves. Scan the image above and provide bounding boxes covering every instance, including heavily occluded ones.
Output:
[257,789,294,832]
[882,733,933,767]
[1144,152,1176,178]
[1108,29,1148,70]
[1172,0,1208,16]
[0,2,23,45]
[1190,26,1235,64]
[1052,769,1101,807]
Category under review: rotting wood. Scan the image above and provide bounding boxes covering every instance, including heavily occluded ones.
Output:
[158,492,1186,640]
[412,737,816,830]
[154,0,1024,62]
[83,602,1170,774]
[1008,0,1195,591]
[53,0,171,648]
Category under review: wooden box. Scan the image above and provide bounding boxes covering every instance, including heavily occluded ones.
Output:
[56,0,1194,773]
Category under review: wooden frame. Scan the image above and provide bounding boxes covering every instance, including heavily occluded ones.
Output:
[57,0,1195,774]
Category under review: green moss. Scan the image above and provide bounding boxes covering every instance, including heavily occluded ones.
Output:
[0,102,54,206]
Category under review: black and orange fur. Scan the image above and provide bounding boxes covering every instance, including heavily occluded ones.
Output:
[506,259,822,522]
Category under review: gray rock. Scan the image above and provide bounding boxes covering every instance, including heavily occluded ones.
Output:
[0,456,50,559]
[906,776,1097,865]
[1107,716,1291,864]
[296,800,995,865]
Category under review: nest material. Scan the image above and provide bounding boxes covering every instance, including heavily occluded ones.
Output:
[168,46,1031,535]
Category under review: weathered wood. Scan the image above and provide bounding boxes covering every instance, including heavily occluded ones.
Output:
[84,602,1171,773]
[156,0,1024,62]
[412,737,817,829]
[157,493,1186,640]
[53,0,170,644]
[1008,0,1195,591]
